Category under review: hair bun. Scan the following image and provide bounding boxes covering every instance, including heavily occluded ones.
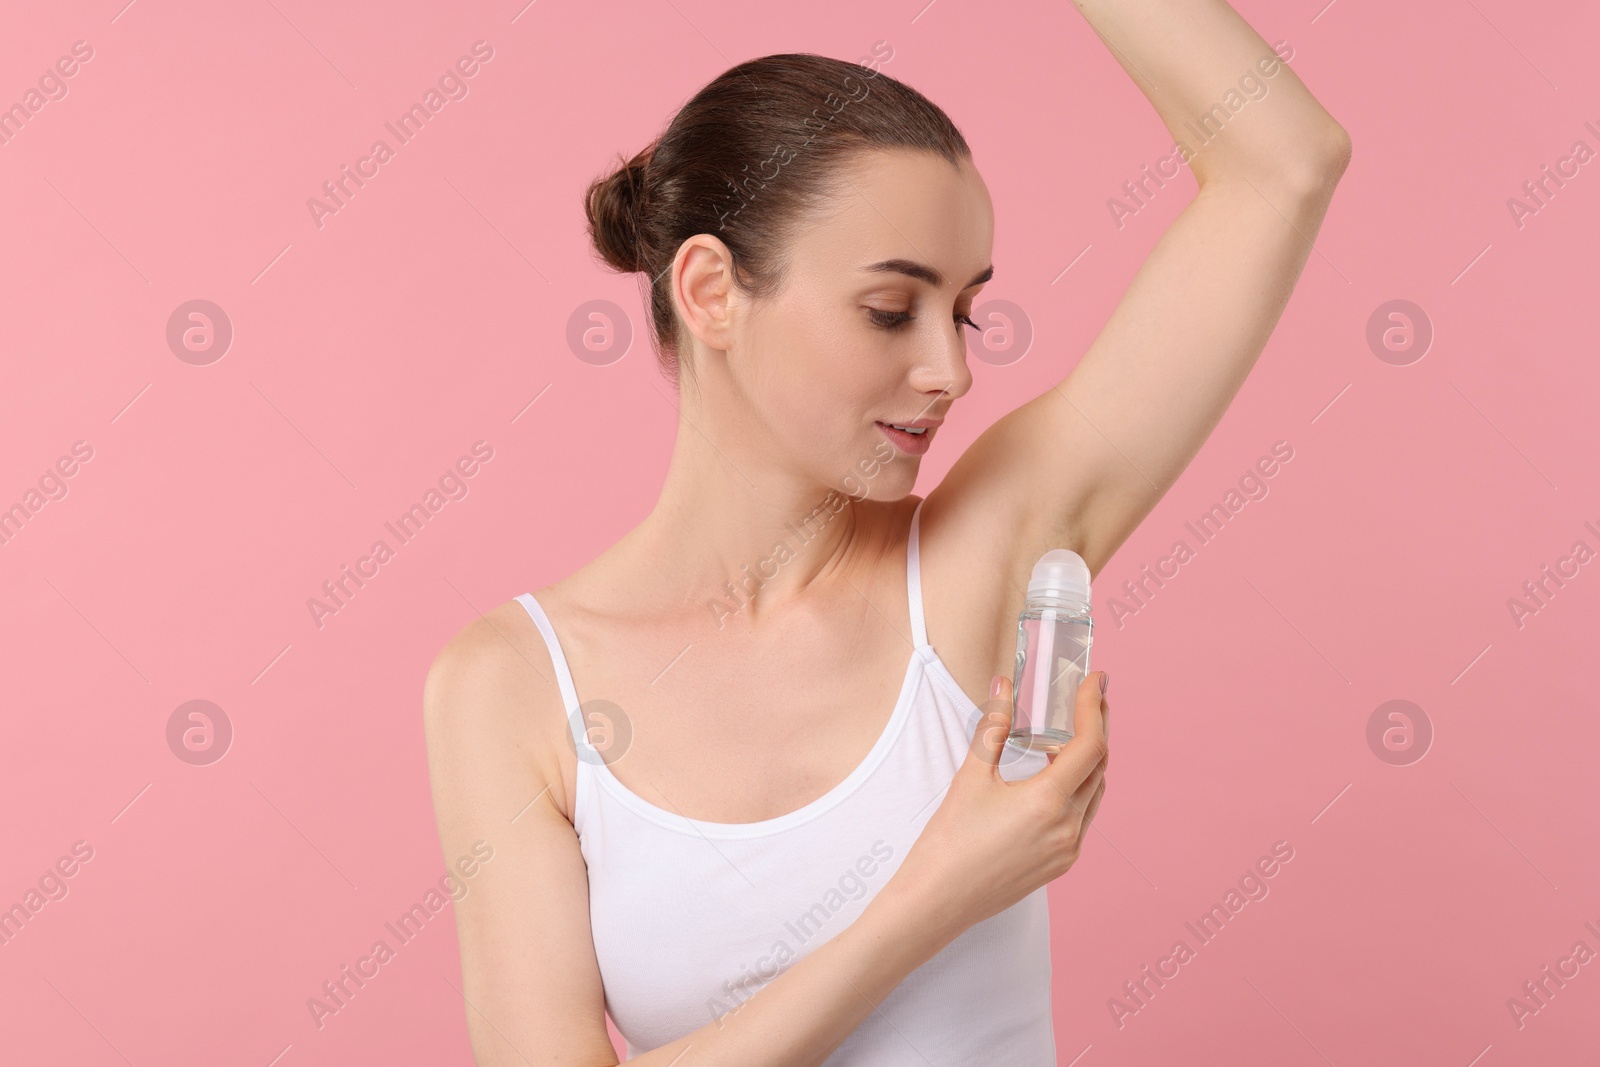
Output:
[585,149,652,275]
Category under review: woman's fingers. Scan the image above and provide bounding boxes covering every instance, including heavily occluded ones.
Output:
[1038,671,1109,796]
[1080,775,1107,828]
[1102,675,1110,745]
[968,674,1016,770]
[1066,744,1105,809]
[1045,673,1109,763]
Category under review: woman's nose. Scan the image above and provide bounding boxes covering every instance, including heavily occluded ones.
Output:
[911,327,974,403]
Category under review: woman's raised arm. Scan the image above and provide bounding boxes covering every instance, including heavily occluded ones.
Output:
[927,0,1351,584]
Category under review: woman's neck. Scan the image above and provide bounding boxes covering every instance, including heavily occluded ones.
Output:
[640,410,868,622]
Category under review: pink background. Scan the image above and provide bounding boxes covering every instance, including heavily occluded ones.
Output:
[3,0,1596,1063]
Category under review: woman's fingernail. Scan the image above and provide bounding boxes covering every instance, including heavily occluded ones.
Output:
[990,675,1004,698]
[1100,672,1110,694]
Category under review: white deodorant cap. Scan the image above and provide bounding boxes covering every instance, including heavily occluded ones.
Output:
[1027,549,1092,611]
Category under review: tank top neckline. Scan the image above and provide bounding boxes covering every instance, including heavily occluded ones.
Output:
[516,497,983,841]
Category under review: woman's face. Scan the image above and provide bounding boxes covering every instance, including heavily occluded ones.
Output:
[711,148,995,502]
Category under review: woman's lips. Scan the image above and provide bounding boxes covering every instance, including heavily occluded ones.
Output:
[875,421,933,456]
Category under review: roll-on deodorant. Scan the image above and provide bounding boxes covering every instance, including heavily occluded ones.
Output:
[1009,549,1093,751]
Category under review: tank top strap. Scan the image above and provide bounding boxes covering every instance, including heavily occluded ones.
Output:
[907,497,929,649]
[514,592,593,752]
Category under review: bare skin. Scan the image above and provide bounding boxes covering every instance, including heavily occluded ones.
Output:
[424,1,1352,1062]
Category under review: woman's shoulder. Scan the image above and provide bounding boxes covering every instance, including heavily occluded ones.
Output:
[421,591,578,821]
[425,592,555,689]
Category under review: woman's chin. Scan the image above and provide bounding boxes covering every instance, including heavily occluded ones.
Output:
[841,465,917,502]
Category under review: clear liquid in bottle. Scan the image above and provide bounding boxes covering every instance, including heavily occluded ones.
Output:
[1009,549,1093,753]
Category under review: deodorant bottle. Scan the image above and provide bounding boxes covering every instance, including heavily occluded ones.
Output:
[1009,549,1093,751]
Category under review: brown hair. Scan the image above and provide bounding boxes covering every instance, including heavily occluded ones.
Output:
[584,50,971,386]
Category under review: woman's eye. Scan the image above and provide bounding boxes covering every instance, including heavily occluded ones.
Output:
[869,308,982,332]
[868,309,913,329]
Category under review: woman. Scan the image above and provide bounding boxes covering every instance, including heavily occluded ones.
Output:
[423,2,1350,1062]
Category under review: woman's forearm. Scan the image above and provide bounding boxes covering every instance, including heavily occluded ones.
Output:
[623,881,960,1067]
[1072,0,1349,183]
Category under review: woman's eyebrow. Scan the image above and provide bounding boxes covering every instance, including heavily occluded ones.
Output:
[861,259,994,288]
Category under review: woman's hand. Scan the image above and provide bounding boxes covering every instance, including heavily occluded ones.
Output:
[885,671,1110,943]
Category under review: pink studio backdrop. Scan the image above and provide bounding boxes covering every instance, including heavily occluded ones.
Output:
[2,1,1595,1064]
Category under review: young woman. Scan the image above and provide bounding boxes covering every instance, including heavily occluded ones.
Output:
[424,2,1349,1062]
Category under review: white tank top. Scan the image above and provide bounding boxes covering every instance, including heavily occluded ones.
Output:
[515,499,1057,1063]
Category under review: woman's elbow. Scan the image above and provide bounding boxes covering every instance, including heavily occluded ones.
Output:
[1270,122,1352,202]
[1316,120,1353,178]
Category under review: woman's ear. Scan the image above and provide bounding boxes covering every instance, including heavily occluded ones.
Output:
[672,235,740,352]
